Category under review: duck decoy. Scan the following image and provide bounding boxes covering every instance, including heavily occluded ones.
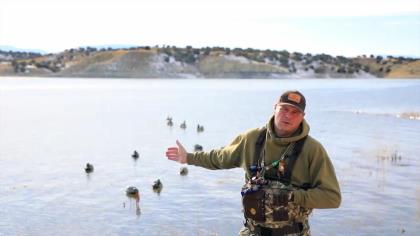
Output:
[194,144,203,152]
[166,116,173,126]
[196,124,204,132]
[152,179,163,193]
[85,163,94,173]
[180,121,187,129]
[132,150,139,159]
[126,186,139,196]
[180,167,188,176]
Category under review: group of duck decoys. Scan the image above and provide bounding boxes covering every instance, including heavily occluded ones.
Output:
[166,116,205,153]
[84,149,188,202]
[84,150,141,174]
[125,179,163,197]
[166,116,204,133]
[83,115,205,210]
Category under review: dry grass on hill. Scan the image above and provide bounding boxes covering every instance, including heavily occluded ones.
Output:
[387,60,420,78]
[198,55,288,75]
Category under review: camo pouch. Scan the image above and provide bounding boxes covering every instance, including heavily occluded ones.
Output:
[271,189,290,221]
[242,188,265,222]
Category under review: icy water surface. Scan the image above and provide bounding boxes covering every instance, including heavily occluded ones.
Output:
[0,77,419,235]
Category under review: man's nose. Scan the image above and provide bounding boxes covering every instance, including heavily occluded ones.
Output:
[283,112,291,118]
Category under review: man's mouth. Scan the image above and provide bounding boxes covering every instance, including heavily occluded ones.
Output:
[281,120,290,125]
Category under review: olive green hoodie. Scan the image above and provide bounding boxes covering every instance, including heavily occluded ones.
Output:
[187,116,341,209]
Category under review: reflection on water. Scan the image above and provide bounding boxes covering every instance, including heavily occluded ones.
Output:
[417,188,420,221]
[375,147,404,165]
[126,193,141,217]
[1,78,420,236]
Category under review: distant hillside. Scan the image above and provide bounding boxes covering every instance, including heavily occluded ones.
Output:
[0,46,419,78]
[0,45,46,54]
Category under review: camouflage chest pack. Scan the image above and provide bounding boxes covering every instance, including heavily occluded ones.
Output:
[241,128,312,235]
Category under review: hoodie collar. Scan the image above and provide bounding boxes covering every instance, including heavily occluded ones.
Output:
[266,115,310,145]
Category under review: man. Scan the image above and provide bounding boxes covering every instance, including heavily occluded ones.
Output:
[166,90,341,236]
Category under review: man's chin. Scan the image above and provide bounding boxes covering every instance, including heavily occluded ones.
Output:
[280,123,291,129]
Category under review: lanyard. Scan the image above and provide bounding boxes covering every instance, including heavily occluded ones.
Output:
[260,142,295,177]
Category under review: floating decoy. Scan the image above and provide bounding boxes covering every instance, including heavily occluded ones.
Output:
[152,179,163,193]
[132,150,139,159]
[126,186,139,196]
[180,121,187,129]
[196,124,204,132]
[84,163,94,173]
[180,167,188,176]
[194,144,203,152]
[166,116,173,127]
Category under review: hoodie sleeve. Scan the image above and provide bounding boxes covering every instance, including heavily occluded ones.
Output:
[186,134,245,170]
[292,141,342,209]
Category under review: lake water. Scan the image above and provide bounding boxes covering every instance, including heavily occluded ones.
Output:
[0,77,419,236]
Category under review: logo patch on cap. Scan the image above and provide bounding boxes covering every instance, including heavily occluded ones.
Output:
[288,93,301,103]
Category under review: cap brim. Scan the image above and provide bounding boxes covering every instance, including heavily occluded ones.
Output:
[277,102,304,113]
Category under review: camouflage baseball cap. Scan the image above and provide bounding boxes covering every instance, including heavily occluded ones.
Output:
[277,90,306,112]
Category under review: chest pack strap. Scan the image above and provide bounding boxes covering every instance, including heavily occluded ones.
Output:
[254,127,267,167]
[253,127,307,183]
[283,135,307,183]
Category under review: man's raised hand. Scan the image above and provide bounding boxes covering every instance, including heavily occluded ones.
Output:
[165,140,188,164]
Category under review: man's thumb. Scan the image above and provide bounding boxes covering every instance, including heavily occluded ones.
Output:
[176,140,184,150]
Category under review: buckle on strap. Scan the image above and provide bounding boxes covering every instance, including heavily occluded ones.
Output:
[257,223,303,236]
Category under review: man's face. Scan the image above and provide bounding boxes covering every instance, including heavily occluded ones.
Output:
[274,104,305,137]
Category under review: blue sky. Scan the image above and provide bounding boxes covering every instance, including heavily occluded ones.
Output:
[1,0,419,57]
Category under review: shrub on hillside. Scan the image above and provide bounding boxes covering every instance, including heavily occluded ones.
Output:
[337,66,346,73]
[279,56,289,67]
[363,65,370,72]
[203,47,211,56]
[313,53,334,63]
[336,56,349,64]
[291,52,303,61]
[278,50,290,58]
[314,65,327,74]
